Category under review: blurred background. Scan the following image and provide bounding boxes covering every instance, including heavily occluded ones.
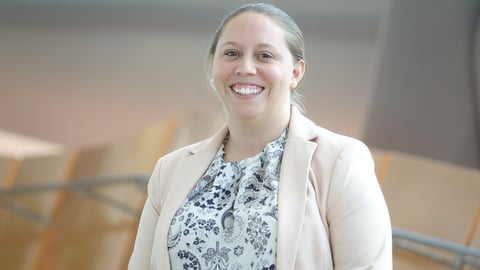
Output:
[0,0,479,269]
[1,0,387,156]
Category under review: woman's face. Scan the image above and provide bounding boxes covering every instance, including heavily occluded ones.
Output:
[211,12,304,121]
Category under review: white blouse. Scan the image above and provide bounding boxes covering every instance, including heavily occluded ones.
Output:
[167,129,287,270]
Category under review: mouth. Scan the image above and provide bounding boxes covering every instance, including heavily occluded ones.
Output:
[230,83,265,96]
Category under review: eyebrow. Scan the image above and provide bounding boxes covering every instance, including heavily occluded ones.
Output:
[220,41,278,50]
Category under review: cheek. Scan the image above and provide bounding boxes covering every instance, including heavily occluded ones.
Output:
[261,66,290,86]
[211,62,231,99]
[212,60,231,82]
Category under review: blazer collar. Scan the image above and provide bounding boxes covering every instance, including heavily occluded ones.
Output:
[288,105,318,141]
[157,127,228,269]
[188,124,229,155]
[277,106,318,269]
[161,125,228,218]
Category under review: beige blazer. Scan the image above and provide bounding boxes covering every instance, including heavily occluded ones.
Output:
[128,107,392,270]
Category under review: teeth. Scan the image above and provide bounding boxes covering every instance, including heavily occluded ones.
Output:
[232,86,263,96]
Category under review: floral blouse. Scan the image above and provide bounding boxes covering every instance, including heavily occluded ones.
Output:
[167,129,287,270]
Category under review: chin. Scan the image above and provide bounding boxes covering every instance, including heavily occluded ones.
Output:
[231,107,265,120]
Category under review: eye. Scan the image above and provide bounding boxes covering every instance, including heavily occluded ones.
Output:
[224,50,239,57]
[258,52,274,59]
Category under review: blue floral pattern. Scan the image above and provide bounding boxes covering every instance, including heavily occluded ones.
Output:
[168,129,287,270]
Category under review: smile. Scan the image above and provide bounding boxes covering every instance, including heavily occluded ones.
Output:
[230,84,264,96]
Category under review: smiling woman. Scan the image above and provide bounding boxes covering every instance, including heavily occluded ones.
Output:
[128,3,392,270]
[210,11,305,160]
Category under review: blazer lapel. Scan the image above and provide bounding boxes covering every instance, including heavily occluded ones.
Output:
[160,126,228,224]
[156,126,228,269]
[276,107,318,270]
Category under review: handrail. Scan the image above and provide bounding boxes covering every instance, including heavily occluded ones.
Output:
[0,173,150,196]
[393,228,480,269]
[0,174,150,225]
[1,176,479,269]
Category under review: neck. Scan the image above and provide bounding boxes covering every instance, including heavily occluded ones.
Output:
[224,107,290,162]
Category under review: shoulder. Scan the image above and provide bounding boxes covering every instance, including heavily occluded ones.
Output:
[146,136,217,208]
[289,107,372,166]
[158,125,228,165]
[306,124,376,197]
[289,107,371,159]
[313,126,371,159]
[160,138,211,163]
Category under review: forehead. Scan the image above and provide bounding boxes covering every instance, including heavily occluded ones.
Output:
[219,12,287,45]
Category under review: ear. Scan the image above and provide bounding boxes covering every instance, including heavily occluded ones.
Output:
[290,59,305,89]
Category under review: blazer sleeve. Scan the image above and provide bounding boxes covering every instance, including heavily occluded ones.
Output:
[327,140,392,270]
[128,159,163,270]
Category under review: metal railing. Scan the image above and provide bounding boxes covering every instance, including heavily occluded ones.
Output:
[0,174,150,225]
[393,228,480,269]
[0,175,479,269]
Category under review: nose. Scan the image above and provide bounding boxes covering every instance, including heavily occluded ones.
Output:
[235,57,256,76]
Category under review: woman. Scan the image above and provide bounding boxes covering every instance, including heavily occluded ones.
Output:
[129,3,392,269]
